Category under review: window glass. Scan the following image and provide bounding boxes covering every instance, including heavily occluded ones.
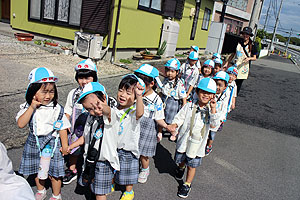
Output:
[57,0,69,22]
[151,0,161,11]
[202,8,211,30]
[139,0,151,7]
[69,0,82,26]
[30,0,41,19]
[43,0,56,20]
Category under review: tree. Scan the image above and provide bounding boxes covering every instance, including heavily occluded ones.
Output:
[256,29,267,39]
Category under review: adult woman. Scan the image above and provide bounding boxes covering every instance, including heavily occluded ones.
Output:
[224,27,258,95]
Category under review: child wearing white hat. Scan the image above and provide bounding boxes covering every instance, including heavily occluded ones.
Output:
[63,59,98,185]
[134,64,175,184]
[169,77,218,199]
[16,67,71,200]
[158,58,187,141]
[205,71,230,155]
[190,46,201,69]
[67,82,120,200]
[180,51,200,99]
[226,66,238,112]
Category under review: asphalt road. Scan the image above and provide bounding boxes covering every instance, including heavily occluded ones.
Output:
[3,55,300,200]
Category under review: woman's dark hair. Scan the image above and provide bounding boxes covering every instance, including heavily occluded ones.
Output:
[165,67,180,88]
[118,76,138,91]
[201,65,213,76]
[75,69,97,82]
[134,72,157,91]
[26,83,58,107]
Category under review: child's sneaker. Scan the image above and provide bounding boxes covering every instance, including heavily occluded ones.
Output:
[205,145,213,156]
[138,168,150,183]
[177,184,191,198]
[35,191,47,200]
[120,190,134,200]
[157,132,163,143]
[62,169,77,185]
[175,166,185,180]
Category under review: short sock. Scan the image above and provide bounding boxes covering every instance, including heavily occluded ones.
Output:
[142,167,149,171]
[179,165,186,170]
[184,182,191,187]
[37,188,46,194]
[52,194,61,199]
[125,190,133,194]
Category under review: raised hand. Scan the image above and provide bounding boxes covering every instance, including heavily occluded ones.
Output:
[31,96,42,109]
[210,97,217,109]
[135,82,144,97]
[91,101,103,116]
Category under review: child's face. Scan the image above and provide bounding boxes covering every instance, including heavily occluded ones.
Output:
[190,48,196,53]
[35,83,55,105]
[188,59,197,66]
[202,66,212,77]
[78,77,94,88]
[215,80,227,94]
[82,93,107,116]
[165,68,178,80]
[117,85,135,109]
[228,73,237,83]
[197,90,214,105]
[214,65,221,74]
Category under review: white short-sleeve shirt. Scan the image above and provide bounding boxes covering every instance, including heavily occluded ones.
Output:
[180,62,199,92]
[16,102,71,137]
[64,88,84,116]
[172,102,218,157]
[143,92,165,120]
[161,78,187,100]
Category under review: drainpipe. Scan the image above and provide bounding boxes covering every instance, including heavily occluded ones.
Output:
[110,0,122,64]
[220,0,228,23]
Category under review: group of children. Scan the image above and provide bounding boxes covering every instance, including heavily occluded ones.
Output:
[16,45,239,200]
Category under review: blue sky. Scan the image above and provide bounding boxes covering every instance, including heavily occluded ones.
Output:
[259,0,300,37]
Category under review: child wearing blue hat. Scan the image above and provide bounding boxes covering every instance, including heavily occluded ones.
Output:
[158,58,187,141]
[226,66,238,112]
[169,77,218,198]
[16,67,71,200]
[63,59,98,185]
[180,51,200,99]
[190,46,201,69]
[213,57,223,76]
[205,71,230,155]
[67,82,121,200]
[212,52,221,60]
[189,59,215,101]
[134,64,175,184]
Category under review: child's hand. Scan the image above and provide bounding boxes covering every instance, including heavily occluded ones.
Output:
[60,146,69,156]
[170,131,178,141]
[135,82,144,97]
[157,132,163,143]
[231,103,235,110]
[210,97,217,109]
[91,101,104,116]
[166,124,176,133]
[30,96,42,109]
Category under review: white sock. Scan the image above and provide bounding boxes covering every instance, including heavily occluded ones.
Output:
[37,188,46,194]
[52,194,61,199]
[142,167,149,171]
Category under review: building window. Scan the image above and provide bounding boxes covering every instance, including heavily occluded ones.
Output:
[227,0,248,11]
[224,18,243,35]
[138,0,162,14]
[28,0,82,27]
[201,8,211,30]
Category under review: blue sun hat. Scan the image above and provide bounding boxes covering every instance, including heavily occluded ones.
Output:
[213,71,230,83]
[214,58,223,66]
[191,45,199,53]
[212,53,221,59]
[197,77,217,94]
[188,51,199,61]
[165,58,181,71]
[75,59,97,72]
[227,66,238,76]
[28,67,58,84]
[134,64,163,88]
[77,82,107,103]
[203,59,215,69]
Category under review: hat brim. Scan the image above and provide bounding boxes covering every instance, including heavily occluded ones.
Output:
[240,31,253,37]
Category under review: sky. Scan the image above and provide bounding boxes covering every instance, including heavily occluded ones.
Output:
[258,0,300,37]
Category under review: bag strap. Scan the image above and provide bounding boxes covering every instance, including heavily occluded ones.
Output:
[189,103,209,138]
[87,117,104,162]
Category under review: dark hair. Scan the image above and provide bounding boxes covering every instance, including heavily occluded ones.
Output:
[75,69,97,82]
[165,67,180,88]
[118,76,137,91]
[215,63,222,68]
[79,91,106,104]
[201,65,213,76]
[26,83,58,107]
[134,72,157,91]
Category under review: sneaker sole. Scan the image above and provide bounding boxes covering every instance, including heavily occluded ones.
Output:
[138,178,147,184]
[174,176,184,181]
[63,175,77,185]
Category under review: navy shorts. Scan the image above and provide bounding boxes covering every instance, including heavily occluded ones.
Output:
[208,131,217,141]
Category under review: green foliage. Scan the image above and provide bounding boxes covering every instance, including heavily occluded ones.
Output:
[119,59,132,64]
[275,34,287,43]
[34,40,42,45]
[256,29,267,39]
[175,53,187,57]
[255,37,262,52]
[157,40,167,56]
[290,37,300,46]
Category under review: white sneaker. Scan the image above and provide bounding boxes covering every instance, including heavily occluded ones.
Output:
[138,168,150,183]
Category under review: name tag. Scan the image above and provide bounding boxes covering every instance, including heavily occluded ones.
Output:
[53,120,63,130]
[94,128,103,140]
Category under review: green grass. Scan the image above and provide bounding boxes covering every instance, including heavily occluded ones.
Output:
[119,59,132,64]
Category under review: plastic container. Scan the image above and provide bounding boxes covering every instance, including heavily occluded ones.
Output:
[37,144,52,180]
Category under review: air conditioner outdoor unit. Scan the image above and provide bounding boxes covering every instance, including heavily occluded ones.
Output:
[73,32,103,59]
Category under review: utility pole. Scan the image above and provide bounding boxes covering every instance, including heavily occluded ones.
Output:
[268,0,284,55]
[263,0,271,31]
[249,0,261,30]
[285,28,292,55]
[220,0,229,23]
